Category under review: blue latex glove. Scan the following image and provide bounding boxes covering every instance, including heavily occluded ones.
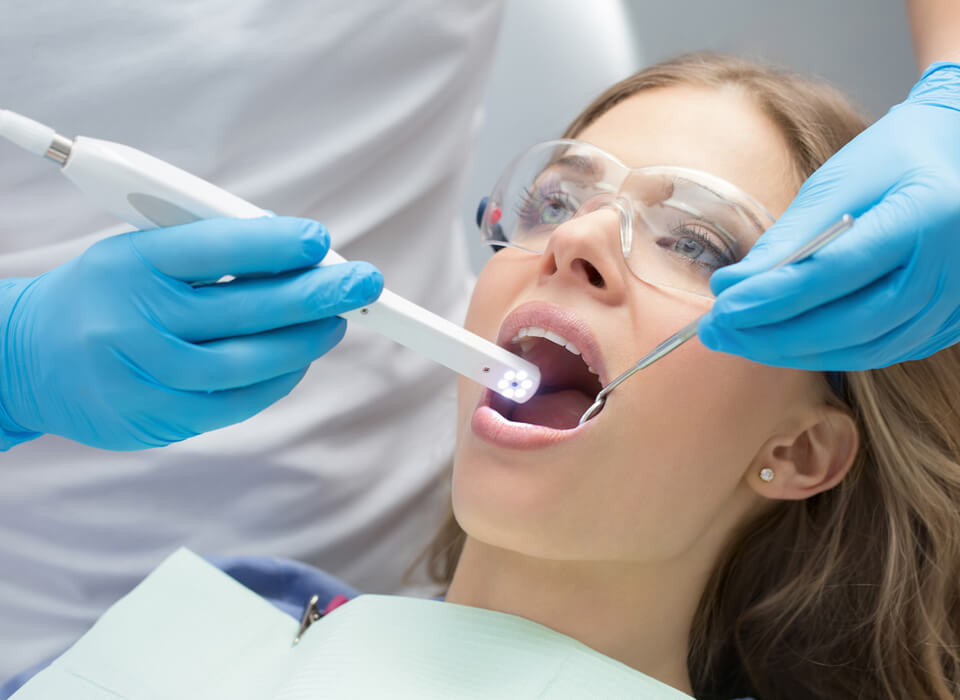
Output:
[699,62,960,370]
[0,216,383,451]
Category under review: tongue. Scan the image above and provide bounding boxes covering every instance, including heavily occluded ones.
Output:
[511,389,594,430]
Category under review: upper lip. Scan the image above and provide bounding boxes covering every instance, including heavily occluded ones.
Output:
[496,301,609,386]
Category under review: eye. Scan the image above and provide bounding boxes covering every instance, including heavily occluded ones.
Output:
[517,186,579,229]
[674,236,706,258]
[541,196,574,224]
[657,223,735,270]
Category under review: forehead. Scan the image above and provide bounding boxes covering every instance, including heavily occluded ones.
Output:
[574,85,798,217]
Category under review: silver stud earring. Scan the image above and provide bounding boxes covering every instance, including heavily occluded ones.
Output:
[759,467,774,483]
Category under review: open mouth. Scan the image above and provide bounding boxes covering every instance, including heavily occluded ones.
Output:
[484,302,605,430]
[488,325,604,431]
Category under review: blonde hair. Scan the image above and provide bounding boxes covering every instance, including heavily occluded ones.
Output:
[410,53,960,699]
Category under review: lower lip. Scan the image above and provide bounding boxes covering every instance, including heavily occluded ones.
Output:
[470,389,593,449]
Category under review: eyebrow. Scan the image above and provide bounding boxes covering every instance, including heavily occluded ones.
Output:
[549,154,604,178]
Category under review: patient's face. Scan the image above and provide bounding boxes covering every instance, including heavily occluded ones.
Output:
[453,85,820,563]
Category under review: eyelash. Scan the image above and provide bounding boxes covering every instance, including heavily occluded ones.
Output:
[515,185,577,225]
[667,223,735,267]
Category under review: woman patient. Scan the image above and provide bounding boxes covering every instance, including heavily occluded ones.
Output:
[417,52,960,699]
[8,53,960,700]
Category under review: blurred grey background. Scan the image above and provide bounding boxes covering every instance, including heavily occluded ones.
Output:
[461,0,918,274]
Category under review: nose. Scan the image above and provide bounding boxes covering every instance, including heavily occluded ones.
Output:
[537,204,628,303]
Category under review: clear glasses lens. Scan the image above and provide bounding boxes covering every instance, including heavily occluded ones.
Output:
[479,140,775,298]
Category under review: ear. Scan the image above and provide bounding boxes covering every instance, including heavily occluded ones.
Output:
[748,406,859,500]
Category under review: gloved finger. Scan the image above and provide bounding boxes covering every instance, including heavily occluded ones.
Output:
[158,261,383,342]
[699,240,955,371]
[912,320,960,362]
[697,319,843,370]
[732,316,949,372]
[699,265,914,365]
[167,367,308,438]
[126,317,347,391]
[705,190,922,331]
[830,292,960,368]
[128,216,331,282]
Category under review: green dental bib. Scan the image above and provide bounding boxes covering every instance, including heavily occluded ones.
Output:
[13,549,691,699]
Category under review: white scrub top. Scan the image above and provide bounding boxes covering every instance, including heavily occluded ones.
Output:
[0,0,502,680]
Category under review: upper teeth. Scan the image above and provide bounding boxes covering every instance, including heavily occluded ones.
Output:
[510,326,598,375]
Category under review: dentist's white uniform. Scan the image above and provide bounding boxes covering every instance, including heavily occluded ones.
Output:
[0,0,640,680]
[0,0,502,678]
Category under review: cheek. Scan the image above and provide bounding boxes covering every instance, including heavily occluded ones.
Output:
[598,341,798,553]
[616,347,784,472]
[606,286,787,460]
[581,290,799,558]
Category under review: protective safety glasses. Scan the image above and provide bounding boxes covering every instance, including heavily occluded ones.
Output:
[477,139,776,298]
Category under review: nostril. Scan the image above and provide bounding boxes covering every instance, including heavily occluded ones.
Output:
[573,259,605,288]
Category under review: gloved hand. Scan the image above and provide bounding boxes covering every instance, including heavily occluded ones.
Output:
[699,62,960,370]
[0,216,383,451]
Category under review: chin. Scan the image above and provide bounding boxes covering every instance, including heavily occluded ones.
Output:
[452,459,590,558]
